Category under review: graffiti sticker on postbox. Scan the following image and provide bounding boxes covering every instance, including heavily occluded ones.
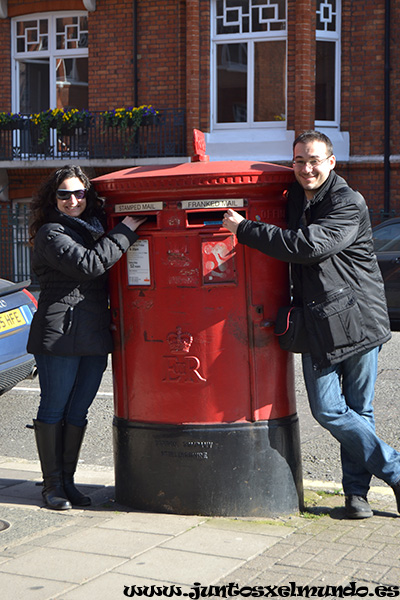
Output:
[201,236,237,284]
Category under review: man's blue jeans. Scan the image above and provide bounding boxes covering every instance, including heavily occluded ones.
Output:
[302,347,400,495]
[35,354,108,427]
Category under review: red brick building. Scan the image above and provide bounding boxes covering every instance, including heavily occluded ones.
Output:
[0,0,398,278]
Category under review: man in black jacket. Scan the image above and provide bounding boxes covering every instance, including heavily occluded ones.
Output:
[223,130,400,519]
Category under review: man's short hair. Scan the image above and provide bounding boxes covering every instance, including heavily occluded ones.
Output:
[293,130,333,156]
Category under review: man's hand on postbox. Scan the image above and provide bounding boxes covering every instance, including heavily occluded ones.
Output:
[121,215,147,232]
[223,209,245,235]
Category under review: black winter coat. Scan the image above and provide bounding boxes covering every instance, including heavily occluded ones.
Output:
[27,209,138,356]
[237,171,391,368]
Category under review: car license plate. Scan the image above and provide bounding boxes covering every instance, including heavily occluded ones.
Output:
[0,308,27,333]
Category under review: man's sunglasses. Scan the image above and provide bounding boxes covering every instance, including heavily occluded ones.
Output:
[56,189,87,201]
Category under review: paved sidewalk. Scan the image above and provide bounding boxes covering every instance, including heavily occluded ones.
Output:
[0,455,399,600]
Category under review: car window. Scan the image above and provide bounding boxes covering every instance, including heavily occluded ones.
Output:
[373,223,400,252]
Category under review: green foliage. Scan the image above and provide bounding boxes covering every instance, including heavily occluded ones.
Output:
[30,108,93,143]
[100,105,159,130]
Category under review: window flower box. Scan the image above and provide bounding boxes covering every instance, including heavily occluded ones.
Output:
[0,112,25,130]
[30,108,93,143]
[56,109,93,135]
[100,105,159,131]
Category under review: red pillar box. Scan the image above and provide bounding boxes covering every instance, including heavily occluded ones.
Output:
[92,145,303,517]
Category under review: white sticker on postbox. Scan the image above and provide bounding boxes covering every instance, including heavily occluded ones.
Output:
[181,199,244,209]
[127,239,151,286]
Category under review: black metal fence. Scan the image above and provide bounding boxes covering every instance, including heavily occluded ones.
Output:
[0,204,34,285]
[0,108,186,161]
[369,208,397,227]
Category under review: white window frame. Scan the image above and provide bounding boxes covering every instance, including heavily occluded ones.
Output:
[210,1,287,131]
[11,11,88,114]
[315,0,341,128]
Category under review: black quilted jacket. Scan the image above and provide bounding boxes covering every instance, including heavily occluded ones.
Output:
[237,171,391,368]
[27,208,138,356]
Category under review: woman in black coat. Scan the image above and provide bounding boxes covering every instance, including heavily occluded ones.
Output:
[28,165,144,510]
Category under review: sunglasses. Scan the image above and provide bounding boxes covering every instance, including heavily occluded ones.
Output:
[56,189,87,201]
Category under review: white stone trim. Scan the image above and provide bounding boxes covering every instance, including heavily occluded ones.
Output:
[83,0,96,11]
[205,128,350,162]
[0,0,7,19]
[205,128,295,161]
[349,155,400,164]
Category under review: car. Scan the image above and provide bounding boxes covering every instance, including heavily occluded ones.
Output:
[372,217,400,325]
[0,278,38,395]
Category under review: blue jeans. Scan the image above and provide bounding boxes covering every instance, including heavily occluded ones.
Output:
[302,347,400,495]
[35,354,108,427]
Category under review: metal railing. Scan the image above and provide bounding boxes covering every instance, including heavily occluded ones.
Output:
[0,108,186,162]
[369,208,397,227]
[0,204,34,285]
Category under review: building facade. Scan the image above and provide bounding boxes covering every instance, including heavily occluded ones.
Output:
[0,0,398,280]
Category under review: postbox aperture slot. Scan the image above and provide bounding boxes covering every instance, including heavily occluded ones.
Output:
[186,210,246,227]
[138,213,158,228]
[116,213,158,229]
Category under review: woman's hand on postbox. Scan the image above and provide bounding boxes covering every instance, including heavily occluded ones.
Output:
[223,209,244,235]
[121,215,147,231]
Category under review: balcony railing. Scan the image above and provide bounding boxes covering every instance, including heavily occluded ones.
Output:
[0,108,186,162]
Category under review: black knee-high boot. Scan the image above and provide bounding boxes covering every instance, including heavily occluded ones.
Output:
[33,420,71,510]
[62,423,91,507]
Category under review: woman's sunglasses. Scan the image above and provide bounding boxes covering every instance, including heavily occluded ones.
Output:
[56,189,87,201]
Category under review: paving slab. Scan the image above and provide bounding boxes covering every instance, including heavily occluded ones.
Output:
[161,526,279,559]
[112,546,244,585]
[44,527,173,558]
[0,572,72,600]
[0,546,126,583]
[98,511,205,535]
[1,456,400,600]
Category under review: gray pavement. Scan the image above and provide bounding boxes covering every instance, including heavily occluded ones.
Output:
[3,331,400,484]
[1,334,400,598]
[1,455,400,599]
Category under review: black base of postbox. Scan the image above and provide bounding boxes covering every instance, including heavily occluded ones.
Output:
[112,414,304,517]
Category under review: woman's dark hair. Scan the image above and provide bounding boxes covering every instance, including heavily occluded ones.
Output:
[28,165,105,244]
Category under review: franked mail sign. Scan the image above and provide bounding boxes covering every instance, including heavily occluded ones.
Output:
[115,202,164,213]
[181,199,244,210]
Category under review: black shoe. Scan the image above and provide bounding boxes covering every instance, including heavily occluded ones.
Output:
[63,479,91,507]
[345,495,373,519]
[391,481,400,513]
[42,480,72,511]
[33,420,72,511]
